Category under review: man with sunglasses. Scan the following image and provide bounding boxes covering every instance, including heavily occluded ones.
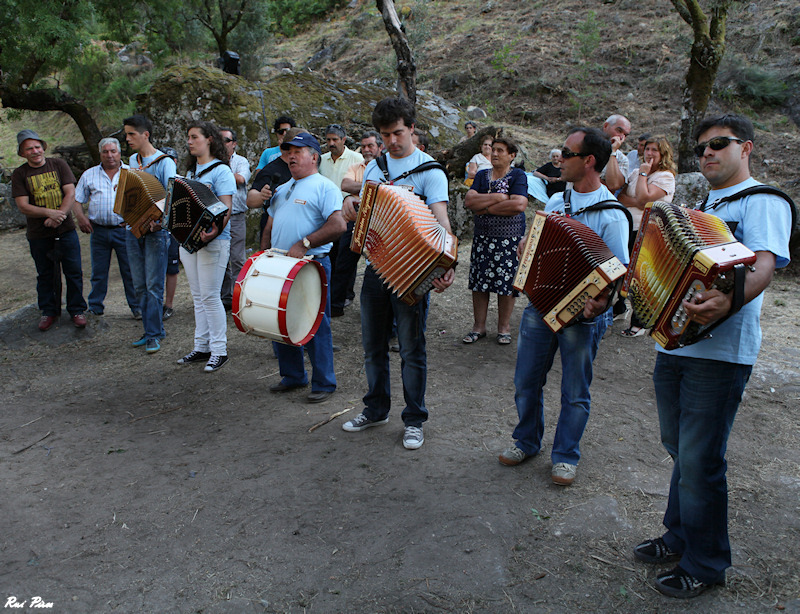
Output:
[634,114,791,599]
[255,115,296,172]
[498,127,629,486]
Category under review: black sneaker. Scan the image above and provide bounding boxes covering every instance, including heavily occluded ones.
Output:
[204,354,229,372]
[633,537,681,564]
[177,350,211,365]
[655,565,721,599]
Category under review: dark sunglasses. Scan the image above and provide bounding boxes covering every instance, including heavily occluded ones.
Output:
[561,147,588,160]
[222,137,234,143]
[275,128,288,135]
[693,136,745,157]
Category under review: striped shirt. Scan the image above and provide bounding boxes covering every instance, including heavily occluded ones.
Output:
[75,163,129,226]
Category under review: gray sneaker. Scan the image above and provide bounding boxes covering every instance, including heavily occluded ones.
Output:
[551,462,577,485]
[342,413,389,432]
[403,426,424,449]
[499,445,529,466]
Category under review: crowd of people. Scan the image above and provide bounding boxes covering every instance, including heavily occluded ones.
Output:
[10,105,792,600]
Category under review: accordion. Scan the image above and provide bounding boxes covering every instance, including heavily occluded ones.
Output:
[513,211,627,333]
[351,181,458,306]
[113,168,166,238]
[621,201,756,349]
[163,177,228,254]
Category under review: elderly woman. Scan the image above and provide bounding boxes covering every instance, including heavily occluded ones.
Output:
[617,135,676,337]
[533,148,567,198]
[467,135,494,181]
[463,137,528,345]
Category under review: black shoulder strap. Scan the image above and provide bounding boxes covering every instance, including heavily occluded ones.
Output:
[700,185,796,240]
[570,196,635,252]
[373,154,448,184]
[194,160,226,179]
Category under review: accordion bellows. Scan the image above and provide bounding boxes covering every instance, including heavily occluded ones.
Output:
[513,211,627,332]
[351,181,458,305]
[164,177,228,254]
[622,201,756,349]
[113,168,166,238]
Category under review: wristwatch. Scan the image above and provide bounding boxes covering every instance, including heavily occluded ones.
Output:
[639,172,648,177]
[302,237,311,250]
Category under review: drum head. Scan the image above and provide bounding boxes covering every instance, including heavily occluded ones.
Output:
[281,261,325,345]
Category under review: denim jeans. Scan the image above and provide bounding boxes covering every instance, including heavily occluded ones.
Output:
[512,304,611,464]
[126,229,168,341]
[274,255,336,392]
[180,240,230,356]
[330,221,360,310]
[653,353,751,584]
[27,230,86,316]
[360,266,429,427]
[89,225,138,314]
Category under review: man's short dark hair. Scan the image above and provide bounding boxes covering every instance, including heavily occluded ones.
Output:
[372,97,416,131]
[274,115,296,131]
[568,127,612,172]
[414,129,429,151]
[220,127,237,142]
[637,132,652,142]
[123,114,153,135]
[693,114,755,143]
[361,130,383,146]
[325,124,346,139]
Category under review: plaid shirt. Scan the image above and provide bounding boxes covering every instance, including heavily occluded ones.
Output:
[74,163,129,226]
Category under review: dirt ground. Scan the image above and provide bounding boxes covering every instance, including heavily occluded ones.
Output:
[1,226,798,614]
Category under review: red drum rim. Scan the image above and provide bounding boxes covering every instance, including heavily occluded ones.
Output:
[277,258,327,346]
[232,249,264,334]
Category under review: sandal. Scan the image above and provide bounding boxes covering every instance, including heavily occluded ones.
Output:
[496,333,512,345]
[462,331,486,344]
[621,327,647,338]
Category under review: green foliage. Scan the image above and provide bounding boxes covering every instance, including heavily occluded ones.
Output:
[491,38,521,76]
[576,10,601,63]
[268,0,347,37]
[717,58,790,109]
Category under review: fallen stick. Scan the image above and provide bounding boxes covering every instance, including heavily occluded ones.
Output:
[308,407,352,433]
[590,554,637,573]
[129,406,183,423]
[13,431,52,455]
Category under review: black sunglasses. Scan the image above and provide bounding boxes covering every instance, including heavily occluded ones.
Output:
[275,128,288,135]
[693,136,745,157]
[222,137,234,143]
[561,147,588,160]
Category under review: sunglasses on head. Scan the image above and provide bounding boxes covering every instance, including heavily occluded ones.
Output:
[693,136,745,157]
[561,147,588,160]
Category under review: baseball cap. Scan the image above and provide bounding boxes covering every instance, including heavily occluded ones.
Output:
[280,132,321,155]
[17,129,47,155]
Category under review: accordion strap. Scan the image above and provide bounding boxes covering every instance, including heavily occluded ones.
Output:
[563,189,635,252]
[132,153,171,171]
[189,160,226,180]
[374,154,448,185]
[700,185,796,245]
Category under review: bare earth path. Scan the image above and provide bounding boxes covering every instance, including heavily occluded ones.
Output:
[1,228,798,613]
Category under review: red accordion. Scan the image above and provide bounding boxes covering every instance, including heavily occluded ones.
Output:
[513,211,627,332]
[164,177,228,254]
[351,181,458,305]
[113,168,166,238]
[621,201,756,349]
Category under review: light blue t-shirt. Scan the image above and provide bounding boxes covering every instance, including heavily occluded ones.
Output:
[256,146,281,171]
[268,173,342,255]
[130,150,176,191]
[545,185,630,266]
[362,148,449,206]
[187,159,237,242]
[658,178,791,365]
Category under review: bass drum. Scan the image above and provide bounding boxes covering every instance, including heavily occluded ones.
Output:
[232,250,327,346]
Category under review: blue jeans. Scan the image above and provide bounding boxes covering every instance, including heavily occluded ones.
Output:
[88,225,138,314]
[126,229,168,341]
[512,304,611,464]
[360,266,429,427]
[653,353,751,584]
[274,255,336,393]
[28,230,86,316]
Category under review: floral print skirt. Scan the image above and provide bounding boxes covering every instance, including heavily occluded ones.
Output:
[468,232,522,296]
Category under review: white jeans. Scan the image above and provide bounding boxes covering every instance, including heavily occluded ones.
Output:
[180,240,230,355]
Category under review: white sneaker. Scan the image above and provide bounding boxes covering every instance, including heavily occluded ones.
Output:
[551,462,577,485]
[403,426,424,449]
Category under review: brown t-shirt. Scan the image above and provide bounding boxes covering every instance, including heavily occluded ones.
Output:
[11,157,77,239]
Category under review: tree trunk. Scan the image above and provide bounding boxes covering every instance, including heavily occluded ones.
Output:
[376,0,417,107]
[0,85,104,165]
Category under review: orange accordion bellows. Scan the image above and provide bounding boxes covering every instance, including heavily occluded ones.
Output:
[113,168,166,238]
[513,211,627,332]
[621,201,756,349]
[351,181,458,306]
